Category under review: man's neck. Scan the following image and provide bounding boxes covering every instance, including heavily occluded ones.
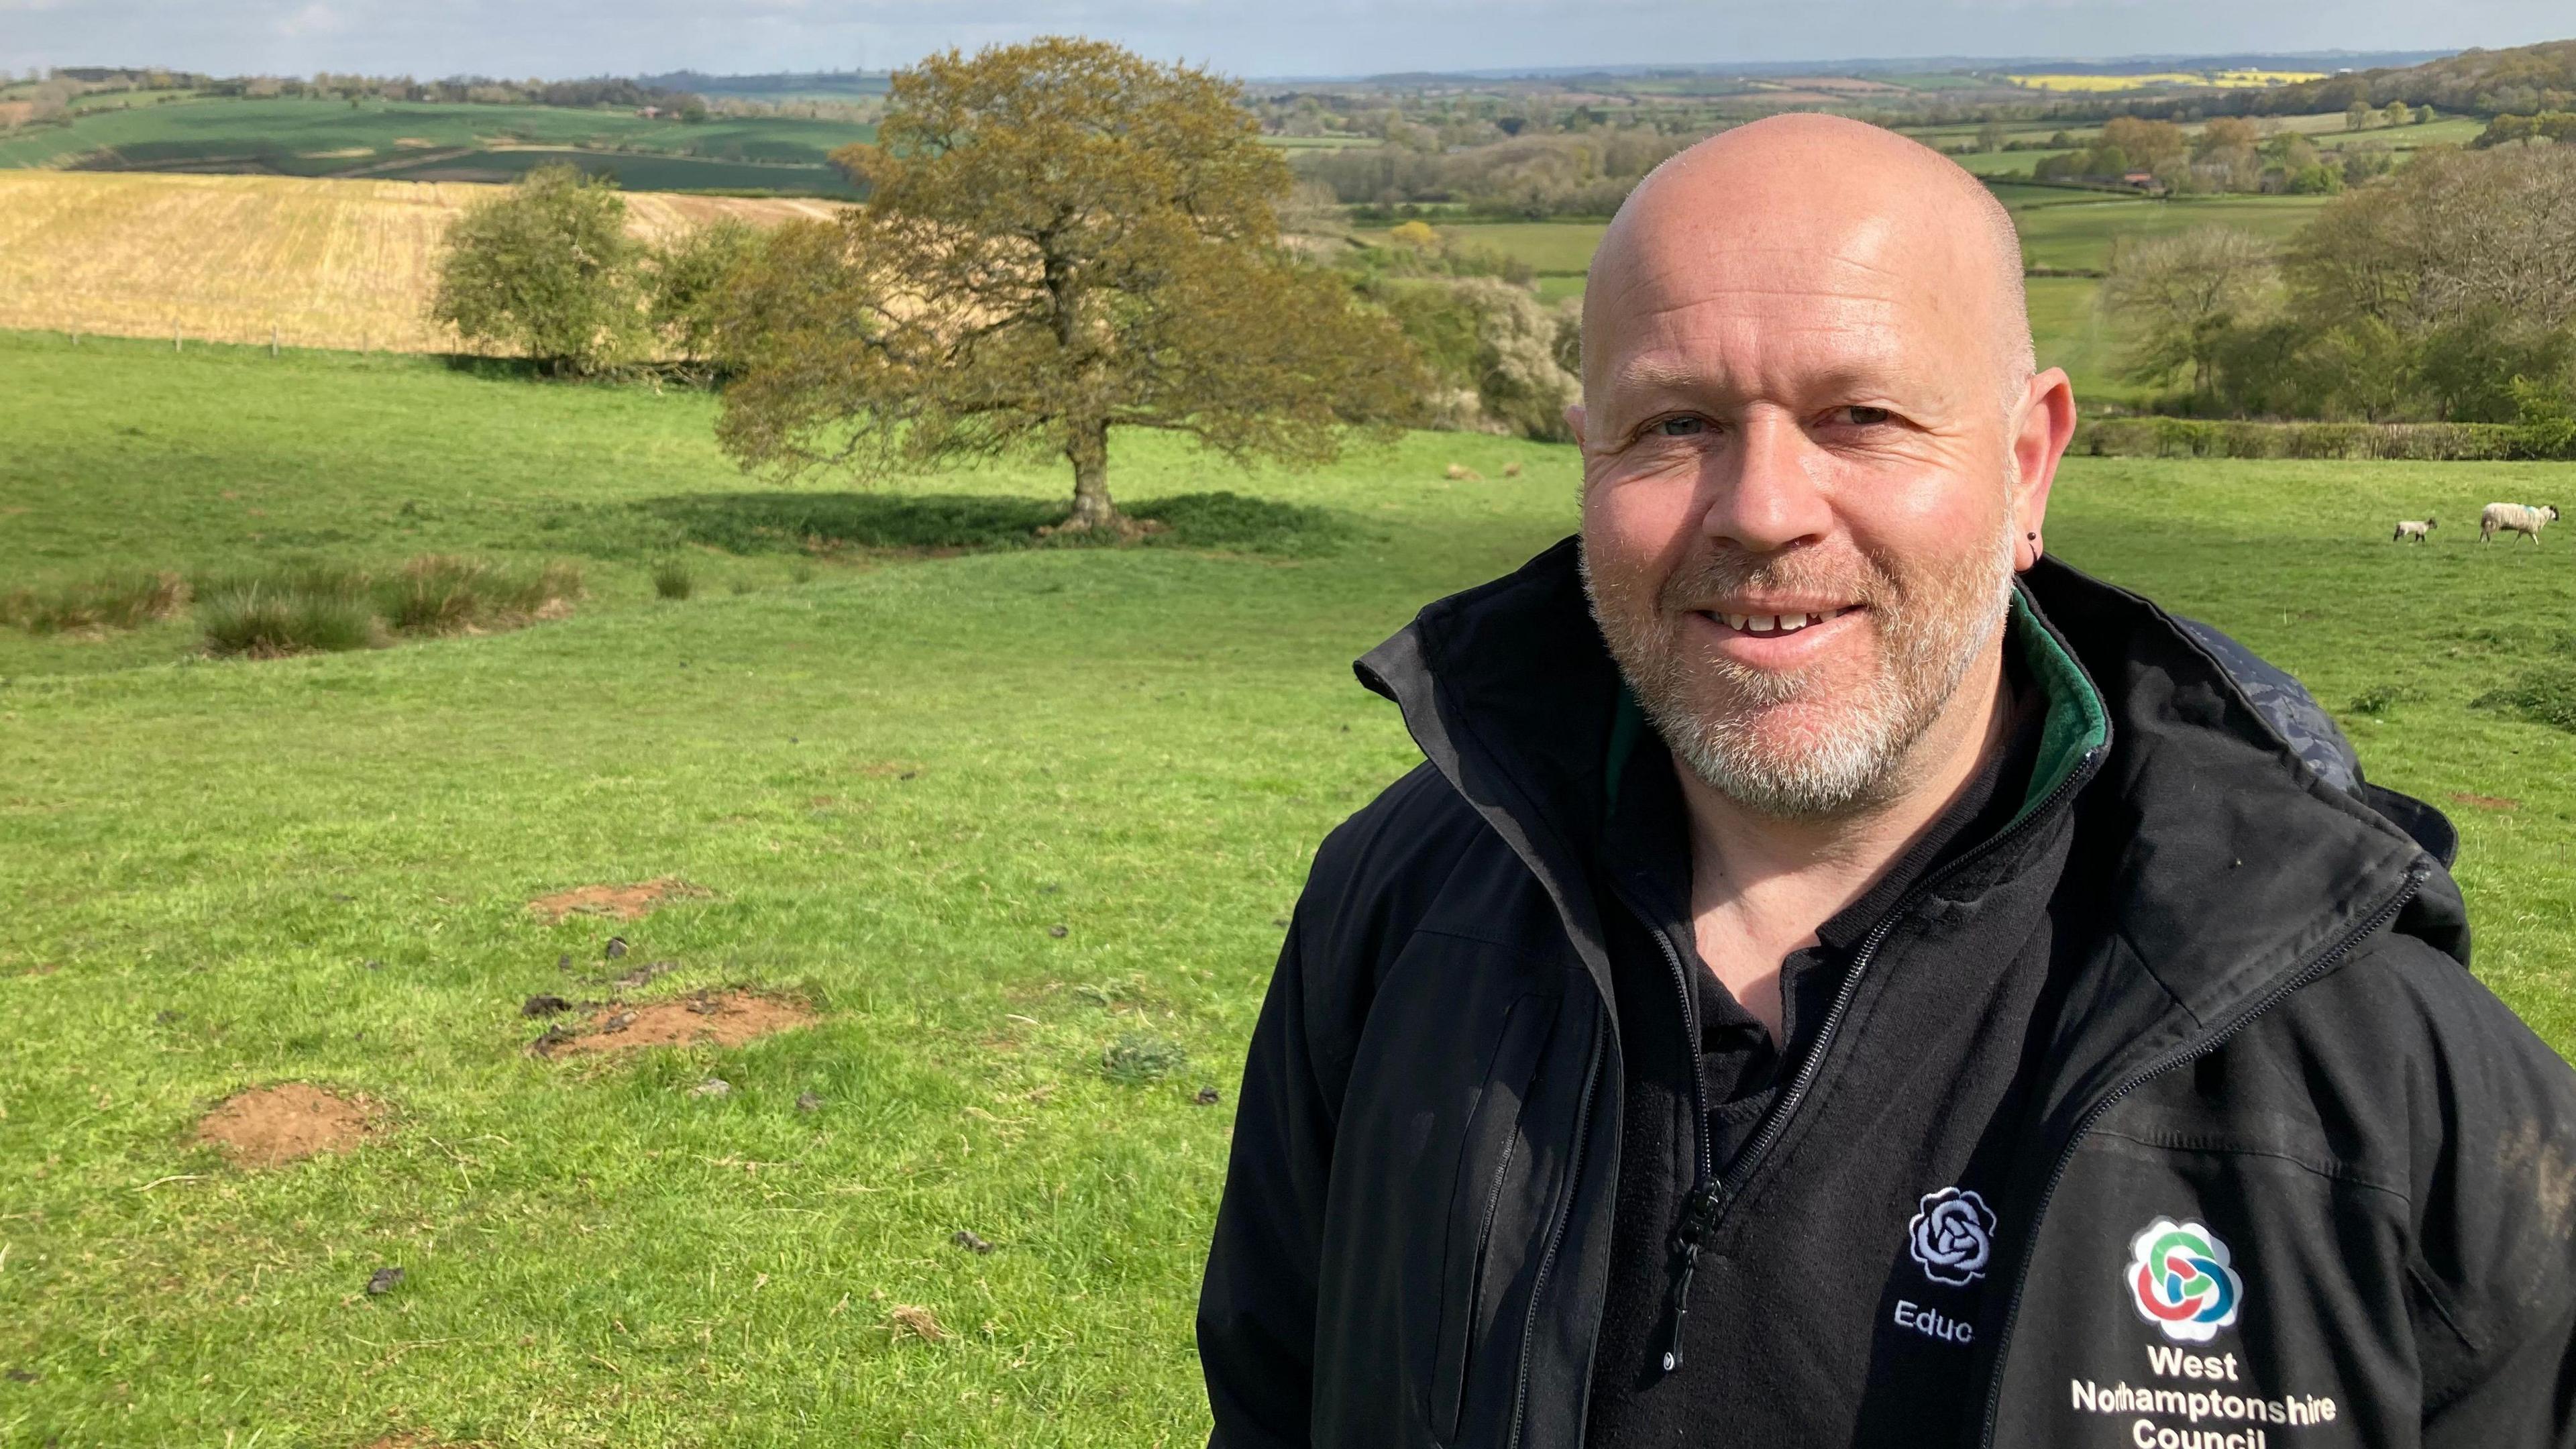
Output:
[1676,643,2013,1040]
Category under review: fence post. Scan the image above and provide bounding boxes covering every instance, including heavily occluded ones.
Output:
[174,322,181,352]
[271,324,280,358]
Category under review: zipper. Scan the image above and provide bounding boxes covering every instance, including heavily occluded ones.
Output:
[1642,920,1717,1373]
[1504,1004,1606,1449]
[1437,1097,1524,1436]
[1642,741,2108,1381]
[1972,861,2429,1448]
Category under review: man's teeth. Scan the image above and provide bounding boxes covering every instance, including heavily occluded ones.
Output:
[1717,608,1849,633]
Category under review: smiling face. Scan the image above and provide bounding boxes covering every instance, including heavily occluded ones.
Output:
[1576,115,2072,819]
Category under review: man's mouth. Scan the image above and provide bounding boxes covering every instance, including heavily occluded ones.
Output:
[1695,604,1864,636]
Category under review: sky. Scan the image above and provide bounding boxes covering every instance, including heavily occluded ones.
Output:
[3,0,2571,83]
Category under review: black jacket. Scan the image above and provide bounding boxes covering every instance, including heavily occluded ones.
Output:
[1198,540,2576,1448]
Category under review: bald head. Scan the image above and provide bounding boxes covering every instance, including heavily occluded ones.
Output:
[1585,113,2034,411]
[1570,111,2079,825]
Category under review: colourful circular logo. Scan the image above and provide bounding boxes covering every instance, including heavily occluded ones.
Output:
[2125,1218,2243,1343]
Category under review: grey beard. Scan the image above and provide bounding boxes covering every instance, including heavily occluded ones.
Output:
[1587,514,2019,820]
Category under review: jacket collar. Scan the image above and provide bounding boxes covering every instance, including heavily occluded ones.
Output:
[1356,539,2463,1102]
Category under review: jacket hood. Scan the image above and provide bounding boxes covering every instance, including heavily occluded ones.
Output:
[1355,539,2467,1107]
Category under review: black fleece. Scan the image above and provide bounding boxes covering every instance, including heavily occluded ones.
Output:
[1197,541,2576,1449]
[1584,667,2049,1446]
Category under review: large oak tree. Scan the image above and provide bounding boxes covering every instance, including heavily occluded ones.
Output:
[712,38,1427,531]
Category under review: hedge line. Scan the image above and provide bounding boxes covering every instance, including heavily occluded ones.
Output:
[2073,417,2573,462]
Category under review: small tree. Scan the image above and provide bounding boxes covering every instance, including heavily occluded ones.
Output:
[712,37,1428,531]
[645,217,761,380]
[430,164,645,375]
[2101,225,2275,395]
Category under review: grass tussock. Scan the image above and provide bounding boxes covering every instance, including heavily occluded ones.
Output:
[0,571,190,635]
[2476,668,2576,733]
[197,585,379,657]
[1101,1030,1188,1085]
[195,555,582,657]
[652,559,696,600]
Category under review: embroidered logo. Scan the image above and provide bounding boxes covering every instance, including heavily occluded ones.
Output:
[2126,1218,2244,1342]
[1908,1187,1996,1287]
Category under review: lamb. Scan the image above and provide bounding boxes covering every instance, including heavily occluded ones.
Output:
[2479,502,2561,543]
[2393,517,2436,543]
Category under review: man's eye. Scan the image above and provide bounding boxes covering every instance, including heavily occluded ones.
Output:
[1654,416,1707,437]
[1837,405,1893,427]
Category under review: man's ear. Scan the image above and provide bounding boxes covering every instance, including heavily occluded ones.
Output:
[2010,368,2076,570]
[1564,404,1587,449]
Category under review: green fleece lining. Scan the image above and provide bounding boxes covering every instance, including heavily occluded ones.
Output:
[2004,588,2110,829]
[1604,592,2108,823]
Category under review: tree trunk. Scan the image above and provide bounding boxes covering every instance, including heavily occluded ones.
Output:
[1061,417,1118,531]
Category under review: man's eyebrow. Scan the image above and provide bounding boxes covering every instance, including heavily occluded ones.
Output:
[1608,358,1709,394]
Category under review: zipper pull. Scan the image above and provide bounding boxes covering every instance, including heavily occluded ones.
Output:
[1654,1183,1724,1377]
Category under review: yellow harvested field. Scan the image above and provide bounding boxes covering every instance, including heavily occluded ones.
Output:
[0,170,845,353]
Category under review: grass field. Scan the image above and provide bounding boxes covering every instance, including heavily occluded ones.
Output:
[1352,189,2331,405]
[0,97,873,191]
[0,171,841,354]
[3,329,2575,1444]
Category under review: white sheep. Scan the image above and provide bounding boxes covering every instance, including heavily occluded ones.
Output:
[2480,502,2561,543]
[2393,517,2436,543]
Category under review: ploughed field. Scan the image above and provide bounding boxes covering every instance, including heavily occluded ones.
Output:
[1,332,2571,1445]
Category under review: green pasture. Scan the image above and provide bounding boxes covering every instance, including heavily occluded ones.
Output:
[1352,219,1605,277]
[4,332,2575,1446]
[0,97,872,189]
[1348,192,2326,401]
[1947,147,2082,176]
[2006,192,2335,270]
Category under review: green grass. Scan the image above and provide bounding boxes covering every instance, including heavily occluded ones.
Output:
[3,330,2575,1445]
[0,97,873,194]
[1350,220,1607,276]
[2004,192,2336,271]
[2023,273,2142,407]
[1346,196,2319,407]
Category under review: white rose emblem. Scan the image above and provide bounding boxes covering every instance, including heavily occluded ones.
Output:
[1909,1187,1996,1287]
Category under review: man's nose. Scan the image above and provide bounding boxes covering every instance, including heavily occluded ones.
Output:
[1701,410,1831,553]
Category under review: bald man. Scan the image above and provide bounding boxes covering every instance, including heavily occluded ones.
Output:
[1198,116,2576,1448]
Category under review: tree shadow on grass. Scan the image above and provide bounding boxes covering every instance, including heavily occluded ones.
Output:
[637,490,1358,559]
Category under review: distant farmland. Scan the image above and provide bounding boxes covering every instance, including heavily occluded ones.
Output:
[0,170,841,354]
[0,96,869,197]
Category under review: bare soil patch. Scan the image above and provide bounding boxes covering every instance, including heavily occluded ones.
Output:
[531,991,815,1057]
[2451,792,2522,811]
[525,877,710,925]
[197,1083,378,1167]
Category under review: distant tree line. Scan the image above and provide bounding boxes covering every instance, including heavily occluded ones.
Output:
[2101,144,2576,447]
[2117,40,2576,121]
[2475,112,2576,148]
[3,64,711,117]
[1293,129,1688,218]
[207,72,706,114]
[2031,115,2402,193]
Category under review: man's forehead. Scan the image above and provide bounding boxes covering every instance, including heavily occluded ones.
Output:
[1591,247,1955,393]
